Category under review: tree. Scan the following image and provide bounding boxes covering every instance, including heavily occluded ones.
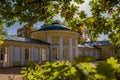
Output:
[17,25,35,37]
[0,27,7,45]
[66,11,88,43]
[87,0,120,44]
[1,0,120,45]
[0,0,85,44]
[0,0,84,27]
[0,27,7,35]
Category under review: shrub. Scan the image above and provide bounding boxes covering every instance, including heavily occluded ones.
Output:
[72,55,96,64]
[96,57,118,80]
[21,61,89,80]
[21,57,120,80]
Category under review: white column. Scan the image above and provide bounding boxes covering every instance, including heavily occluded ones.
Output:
[75,39,78,57]
[9,46,13,66]
[47,36,52,43]
[39,48,42,64]
[21,47,24,66]
[69,38,73,61]
[50,46,52,62]
[59,37,63,60]
[47,48,50,61]
[31,47,34,61]
[47,37,52,61]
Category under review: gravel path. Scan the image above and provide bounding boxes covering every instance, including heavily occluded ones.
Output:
[0,67,22,80]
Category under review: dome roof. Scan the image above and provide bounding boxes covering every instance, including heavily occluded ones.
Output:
[37,23,70,31]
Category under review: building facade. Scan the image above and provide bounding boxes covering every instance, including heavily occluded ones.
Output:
[0,23,115,67]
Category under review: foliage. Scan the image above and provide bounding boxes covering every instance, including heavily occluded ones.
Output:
[114,67,120,80]
[0,35,5,45]
[1,0,87,43]
[0,0,84,27]
[96,57,118,80]
[67,16,88,43]
[17,24,35,37]
[88,0,120,43]
[114,46,120,60]
[72,55,95,64]
[0,27,7,35]
[21,57,120,80]
[1,0,120,44]
[21,61,88,80]
[0,27,7,45]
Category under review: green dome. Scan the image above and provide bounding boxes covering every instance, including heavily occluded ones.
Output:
[37,23,70,31]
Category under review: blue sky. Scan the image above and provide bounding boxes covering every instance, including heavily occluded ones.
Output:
[6,22,44,35]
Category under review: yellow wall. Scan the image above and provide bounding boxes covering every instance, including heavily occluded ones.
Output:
[98,45,113,59]
[31,30,79,44]
[79,45,114,60]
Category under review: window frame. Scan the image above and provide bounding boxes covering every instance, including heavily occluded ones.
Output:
[0,47,7,61]
[24,48,30,61]
[41,48,47,61]
[63,48,69,60]
[52,48,58,59]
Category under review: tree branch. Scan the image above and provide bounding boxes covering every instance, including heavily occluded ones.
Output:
[27,0,43,4]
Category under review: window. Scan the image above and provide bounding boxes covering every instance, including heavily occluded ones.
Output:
[42,48,47,61]
[1,47,4,53]
[0,47,7,61]
[63,48,68,60]
[25,48,30,61]
[52,48,58,59]
[0,54,3,61]
[0,47,4,61]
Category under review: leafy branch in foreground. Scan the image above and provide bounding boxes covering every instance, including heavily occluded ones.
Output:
[0,35,5,45]
[21,61,89,80]
[21,57,120,80]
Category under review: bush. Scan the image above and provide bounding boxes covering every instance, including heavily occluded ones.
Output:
[21,57,120,80]
[72,55,96,64]
[21,61,89,80]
